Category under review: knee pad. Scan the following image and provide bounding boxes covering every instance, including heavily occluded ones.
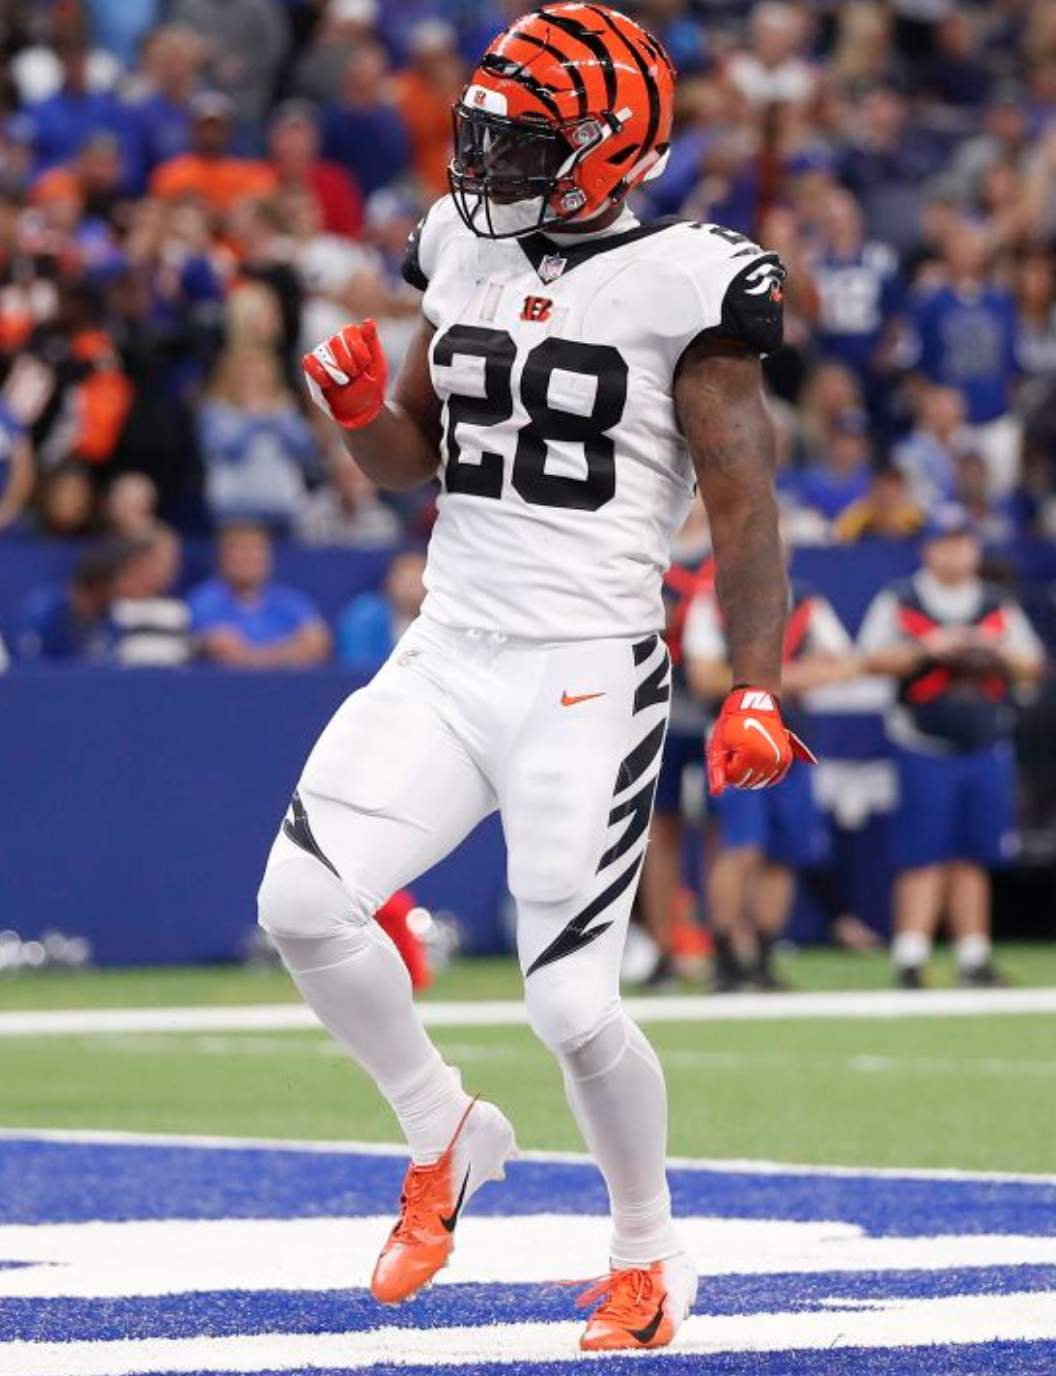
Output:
[257,847,361,940]
[525,975,623,1065]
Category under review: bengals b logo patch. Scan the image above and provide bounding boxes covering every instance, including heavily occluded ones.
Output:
[521,295,553,322]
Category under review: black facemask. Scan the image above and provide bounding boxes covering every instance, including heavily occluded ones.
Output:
[449,104,582,239]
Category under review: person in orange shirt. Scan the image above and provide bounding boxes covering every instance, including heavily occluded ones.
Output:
[150,92,276,214]
[392,21,464,197]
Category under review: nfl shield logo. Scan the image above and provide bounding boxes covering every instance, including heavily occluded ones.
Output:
[539,254,566,283]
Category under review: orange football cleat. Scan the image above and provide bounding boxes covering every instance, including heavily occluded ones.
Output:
[370,1097,516,1305]
[577,1254,698,1352]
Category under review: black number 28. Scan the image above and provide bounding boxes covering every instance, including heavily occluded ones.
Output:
[432,325,628,511]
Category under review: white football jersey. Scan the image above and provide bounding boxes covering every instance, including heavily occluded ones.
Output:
[404,195,784,641]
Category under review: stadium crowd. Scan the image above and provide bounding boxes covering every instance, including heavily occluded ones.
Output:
[0,0,1054,980]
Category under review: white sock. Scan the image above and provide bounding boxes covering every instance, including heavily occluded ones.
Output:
[560,1011,681,1267]
[955,933,991,972]
[892,930,931,971]
[272,924,470,1164]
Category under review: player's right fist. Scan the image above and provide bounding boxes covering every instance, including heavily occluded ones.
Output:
[302,319,387,430]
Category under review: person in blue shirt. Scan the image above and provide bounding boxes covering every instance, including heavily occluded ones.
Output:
[906,221,1019,426]
[337,549,425,675]
[795,409,873,525]
[904,219,1021,494]
[813,188,901,394]
[25,35,143,194]
[123,26,202,184]
[189,521,331,669]
[321,42,411,199]
[16,543,123,663]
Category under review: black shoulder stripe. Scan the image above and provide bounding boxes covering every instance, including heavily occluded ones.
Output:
[543,11,617,108]
[514,30,588,117]
[401,216,429,292]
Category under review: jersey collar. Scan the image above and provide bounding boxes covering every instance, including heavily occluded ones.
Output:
[517,216,683,283]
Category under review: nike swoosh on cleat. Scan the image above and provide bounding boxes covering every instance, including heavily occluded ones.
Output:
[561,691,606,707]
[439,1168,471,1233]
[629,1301,666,1344]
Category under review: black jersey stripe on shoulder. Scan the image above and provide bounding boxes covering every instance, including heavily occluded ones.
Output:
[518,214,685,280]
[401,215,429,291]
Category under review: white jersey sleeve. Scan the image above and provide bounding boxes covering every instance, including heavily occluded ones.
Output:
[628,221,786,378]
[401,197,467,326]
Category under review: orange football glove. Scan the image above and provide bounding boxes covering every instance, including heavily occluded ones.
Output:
[707,686,817,796]
[302,318,387,429]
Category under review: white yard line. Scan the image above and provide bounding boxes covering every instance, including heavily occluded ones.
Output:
[2,985,1056,1039]
[1,1125,1055,1185]
[6,1293,1056,1375]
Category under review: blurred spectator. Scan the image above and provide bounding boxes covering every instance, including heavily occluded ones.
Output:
[198,346,317,532]
[918,12,991,109]
[296,449,401,547]
[393,21,464,197]
[109,526,191,666]
[838,84,943,252]
[150,92,276,214]
[903,220,1021,493]
[24,34,138,193]
[1014,249,1056,401]
[726,3,818,108]
[893,384,971,507]
[834,465,925,542]
[16,540,121,661]
[685,576,861,990]
[322,43,412,199]
[796,362,864,461]
[124,26,203,181]
[36,463,95,537]
[7,280,133,472]
[269,100,363,239]
[812,188,901,396]
[953,451,1017,545]
[168,0,290,130]
[0,398,33,531]
[101,471,159,539]
[189,521,330,668]
[336,549,426,673]
[794,409,873,524]
[291,0,381,105]
[859,506,1045,988]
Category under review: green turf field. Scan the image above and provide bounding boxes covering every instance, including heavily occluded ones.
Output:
[2,947,1055,1174]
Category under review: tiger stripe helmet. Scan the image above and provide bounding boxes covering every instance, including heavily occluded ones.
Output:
[449,3,676,239]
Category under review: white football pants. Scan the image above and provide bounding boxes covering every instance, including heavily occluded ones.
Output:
[258,615,680,1265]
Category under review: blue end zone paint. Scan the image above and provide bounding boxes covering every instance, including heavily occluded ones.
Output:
[4,1138,1056,1375]
[161,1353,1056,1376]
[3,1138,1056,1235]
[6,1267,1056,1342]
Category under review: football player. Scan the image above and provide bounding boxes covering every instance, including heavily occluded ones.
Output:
[258,2,812,1352]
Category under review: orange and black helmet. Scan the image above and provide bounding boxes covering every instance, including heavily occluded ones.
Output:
[449,3,676,239]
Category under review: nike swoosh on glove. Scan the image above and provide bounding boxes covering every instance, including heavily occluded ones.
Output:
[303,319,388,429]
[706,686,817,796]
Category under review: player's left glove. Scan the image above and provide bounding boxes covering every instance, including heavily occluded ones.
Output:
[707,685,817,796]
